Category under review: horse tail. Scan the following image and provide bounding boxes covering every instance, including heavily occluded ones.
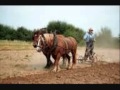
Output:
[69,37,77,64]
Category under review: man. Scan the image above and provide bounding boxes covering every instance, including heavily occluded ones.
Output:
[83,28,95,61]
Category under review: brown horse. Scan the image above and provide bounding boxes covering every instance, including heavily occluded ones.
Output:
[32,28,67,68]
[36,33,77,72]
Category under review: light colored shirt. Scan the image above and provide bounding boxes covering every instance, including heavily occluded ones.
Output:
[83,32,95,42]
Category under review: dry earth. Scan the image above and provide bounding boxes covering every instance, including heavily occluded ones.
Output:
[0,47,119,84]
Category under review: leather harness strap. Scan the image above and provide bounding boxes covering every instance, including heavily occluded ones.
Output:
[63,38,68,50]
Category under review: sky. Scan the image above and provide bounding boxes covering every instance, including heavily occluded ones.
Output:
[0,6,119,37]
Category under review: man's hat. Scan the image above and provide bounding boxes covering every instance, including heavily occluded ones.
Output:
[89,28,93,31]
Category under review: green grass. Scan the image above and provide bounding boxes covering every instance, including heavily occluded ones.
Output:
[0,40,34,50]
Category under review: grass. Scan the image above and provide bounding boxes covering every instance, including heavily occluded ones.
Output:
[0,40,34,50]
[0,40,118,51]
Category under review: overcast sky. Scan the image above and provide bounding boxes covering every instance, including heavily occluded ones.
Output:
[0,6,119,37]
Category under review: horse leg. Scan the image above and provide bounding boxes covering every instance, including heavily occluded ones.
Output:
[71,49,77,69]
[44,53,53,69]
[52,53,61,72]
[62,55,67,68]
[66,54,71,70]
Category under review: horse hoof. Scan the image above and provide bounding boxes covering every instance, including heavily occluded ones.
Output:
[44,64,54,69]
[57,69,60,72]
[44,66,48,69]
[66,66,71,70]
[44,65,50,69]
[51,69,57,72]
[51,68,60,72]
[71,64,76,69]
[51,67,57,72]
[67,68,70,70]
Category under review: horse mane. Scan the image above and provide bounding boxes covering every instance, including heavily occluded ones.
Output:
[34,28,48,35]
[43,34,54,45]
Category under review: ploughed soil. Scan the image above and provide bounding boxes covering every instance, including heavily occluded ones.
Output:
[0,47,119,84]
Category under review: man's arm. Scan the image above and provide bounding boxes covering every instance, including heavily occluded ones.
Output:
[83,33,87,41]
[92,34,96,42]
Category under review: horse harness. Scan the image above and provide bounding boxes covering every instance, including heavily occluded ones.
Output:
[37,33,74,53]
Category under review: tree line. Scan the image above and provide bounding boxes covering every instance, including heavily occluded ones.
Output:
[0,21,119,48]
[46,21,119,48]
[0,24,33,41]
[95,27,119,48]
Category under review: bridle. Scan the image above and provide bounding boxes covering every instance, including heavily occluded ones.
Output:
[36,35,47,49]
[36,33,58,53]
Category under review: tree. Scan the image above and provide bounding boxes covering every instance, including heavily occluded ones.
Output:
[47,21,85,45]
[47,20,68,34]
[95,27,115,48]
[0,24,16,40]
[16,27,33,41]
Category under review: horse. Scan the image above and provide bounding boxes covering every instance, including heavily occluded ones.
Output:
[32,28,53,68]
[35,32,77,72]
[32,28,68,69]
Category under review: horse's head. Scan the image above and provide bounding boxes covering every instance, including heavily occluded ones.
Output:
[32,28,47,48]
[36,34,47,52]
[32,30,40,48]
[32,30,48,52]
[32,29,58,52]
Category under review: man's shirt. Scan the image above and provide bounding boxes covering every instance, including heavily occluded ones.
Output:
[83,32,95,42]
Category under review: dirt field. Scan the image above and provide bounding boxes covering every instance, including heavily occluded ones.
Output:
[0,47,119,84]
